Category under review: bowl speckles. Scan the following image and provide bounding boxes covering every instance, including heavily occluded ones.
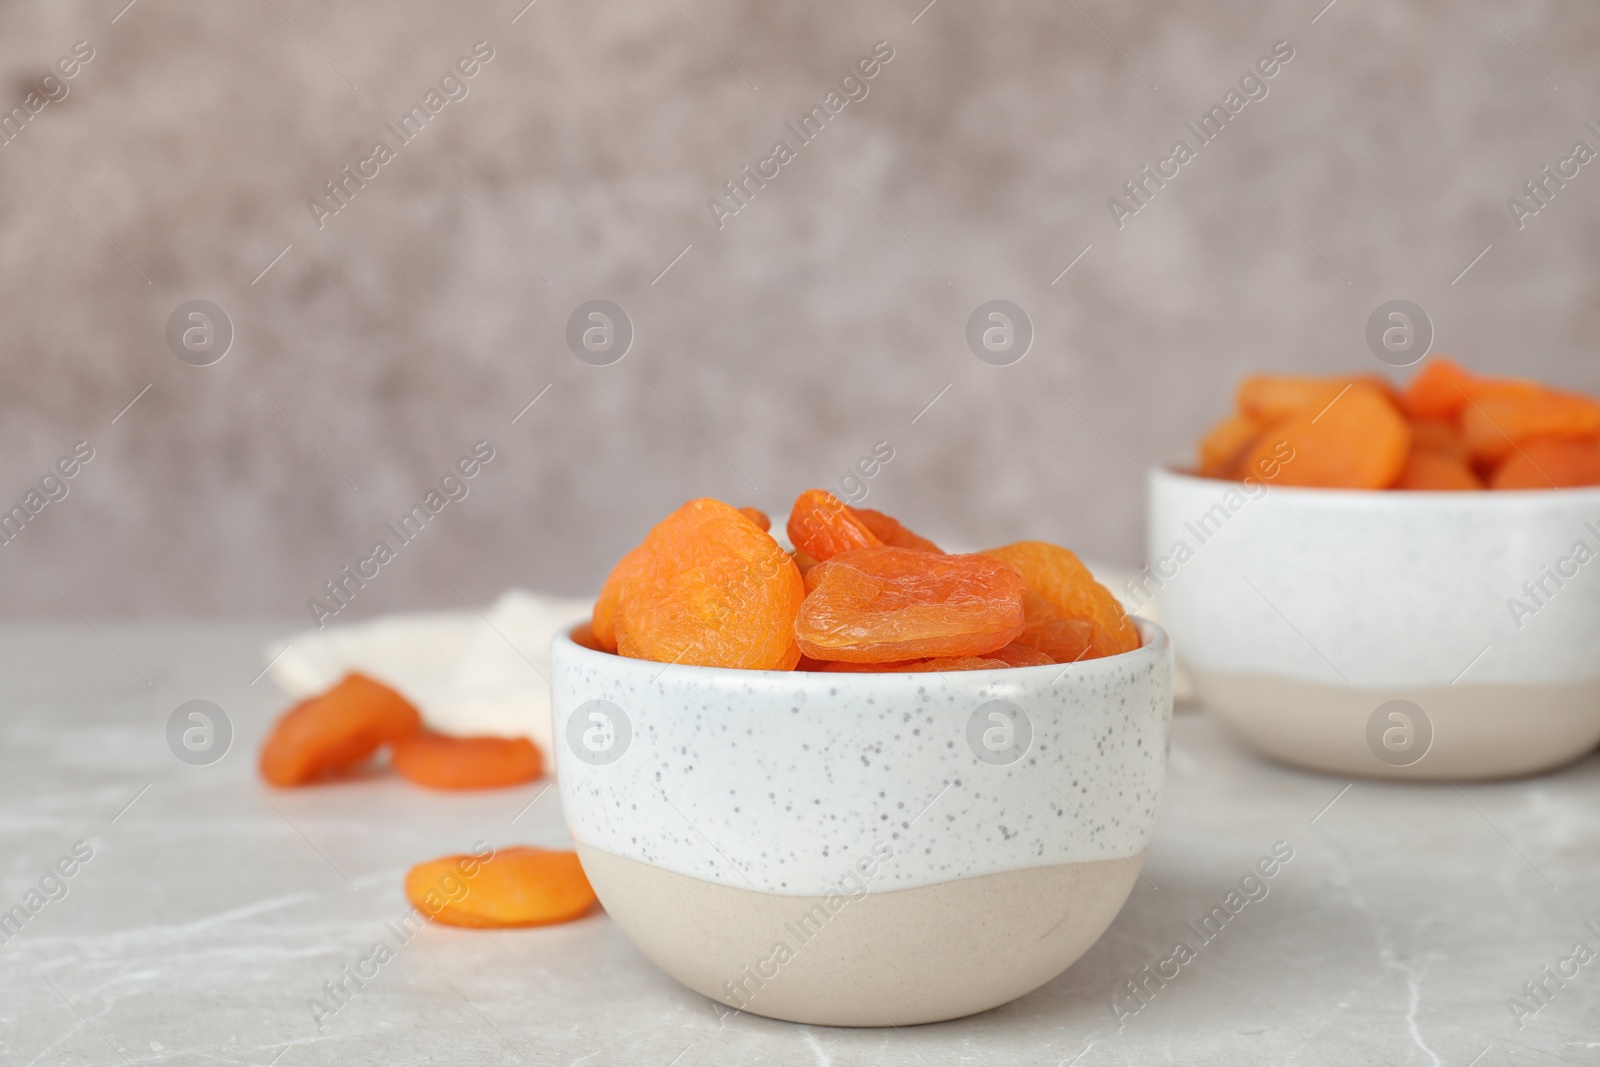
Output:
[551,621,1173,1026]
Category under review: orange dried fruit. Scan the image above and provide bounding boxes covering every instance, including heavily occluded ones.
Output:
[1240,384,1410,489]
[795,546,1025,663]
[785,489,882,561]
[1196,413,1261,479]
[1460,389,1600,465]
[406,846,596,928]
[853,507,943,553]
[822,656,1011,672]
[592,540,649,653]
[1407,419,1467,461]
[260,673,422,787]
[1394,450,1482,491]
[1399,358,1478,421]
[1399,357,1540,421]
[987,643,1055,668]
[981,542,1139,660]
[1010,591,1098,664]
[392,733,543,790]
[738,506,771,532]
[613,498,804,670]
[1237,375,1388,424]
[1489,438,1600,490]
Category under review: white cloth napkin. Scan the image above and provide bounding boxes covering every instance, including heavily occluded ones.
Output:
[265,591,593,757]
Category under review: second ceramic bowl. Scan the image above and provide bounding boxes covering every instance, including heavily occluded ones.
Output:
[1149,468,1600,779]
[551,622,1172,1027]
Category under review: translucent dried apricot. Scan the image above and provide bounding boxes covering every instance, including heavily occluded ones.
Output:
[785,489,881,561]
[738,506,771,532]
[1460,389,1600,465]
[614,498,804,670]
[853,507,943,553]
[981,542,1138,660]
[392,733,543,790]
[1196,414,1261,479]
[1240,384,1410,489]
[1394,450,1482,491]
[987,643,1055,668]
[796,546,1025,663]
[406,846,596,928]
[260,673,423,787]
[1490,438,1600,490]
[1009,590,1097,663]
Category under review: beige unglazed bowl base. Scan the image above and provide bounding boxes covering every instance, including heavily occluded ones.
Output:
[1191,668,1600,781]
[575,842,1142,1027]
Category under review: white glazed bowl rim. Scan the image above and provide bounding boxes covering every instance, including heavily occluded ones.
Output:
[552,617,1170,688]
[1153,464,1600,507]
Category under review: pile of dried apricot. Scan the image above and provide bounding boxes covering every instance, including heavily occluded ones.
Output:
[259,677,589,930]
[1196,358,1600,490]
[591,493,1141,672]
[259,672,542,790]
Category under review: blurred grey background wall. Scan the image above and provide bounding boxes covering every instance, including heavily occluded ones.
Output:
[2,0,1597,621]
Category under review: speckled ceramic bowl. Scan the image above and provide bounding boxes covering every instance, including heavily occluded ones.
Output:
[551,622,1172,1027]
[1149,468,1600,780]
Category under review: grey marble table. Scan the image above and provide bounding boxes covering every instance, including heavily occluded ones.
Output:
[1,624,1596,1067]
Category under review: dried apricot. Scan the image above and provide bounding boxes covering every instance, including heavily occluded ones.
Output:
[738,506,771,532]
[1490,438,1600,490]
[1197,414,1260,478]
[1239,384,1410,489]
[981,542,1139,660]
[853,507,943,553]
[1394,450,1482,491]
[1408,419,1467,461]
[592,541,649,652]
[614,498,804,670]
[987,643,1055,668]
[1399,358,1478,420]
[1460,389,1600,465]
[1399,357,1540,421]
[822,656,1011,672]
[392,733,543,790]
[406,846,596,928]
[785,489,881,561]
[260,673,423,787]
[1009,591,1097,664]
[795,546,1025,663]
[1238,375,1388,424]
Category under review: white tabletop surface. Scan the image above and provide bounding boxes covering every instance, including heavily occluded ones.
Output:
[1,624,1596,1067]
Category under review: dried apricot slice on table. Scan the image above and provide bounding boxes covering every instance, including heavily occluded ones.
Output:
[852,507,943,553]
[737,506,771,531]
[260,673,422,787]
[980,542,1139,660]
[785,489,882,561]
[796,546,1025,663]
[392,733,543,790]
[610,498,805,670]
[1239,383,1410,489]
[1490,437,1600,489]
[406,846,596,928]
